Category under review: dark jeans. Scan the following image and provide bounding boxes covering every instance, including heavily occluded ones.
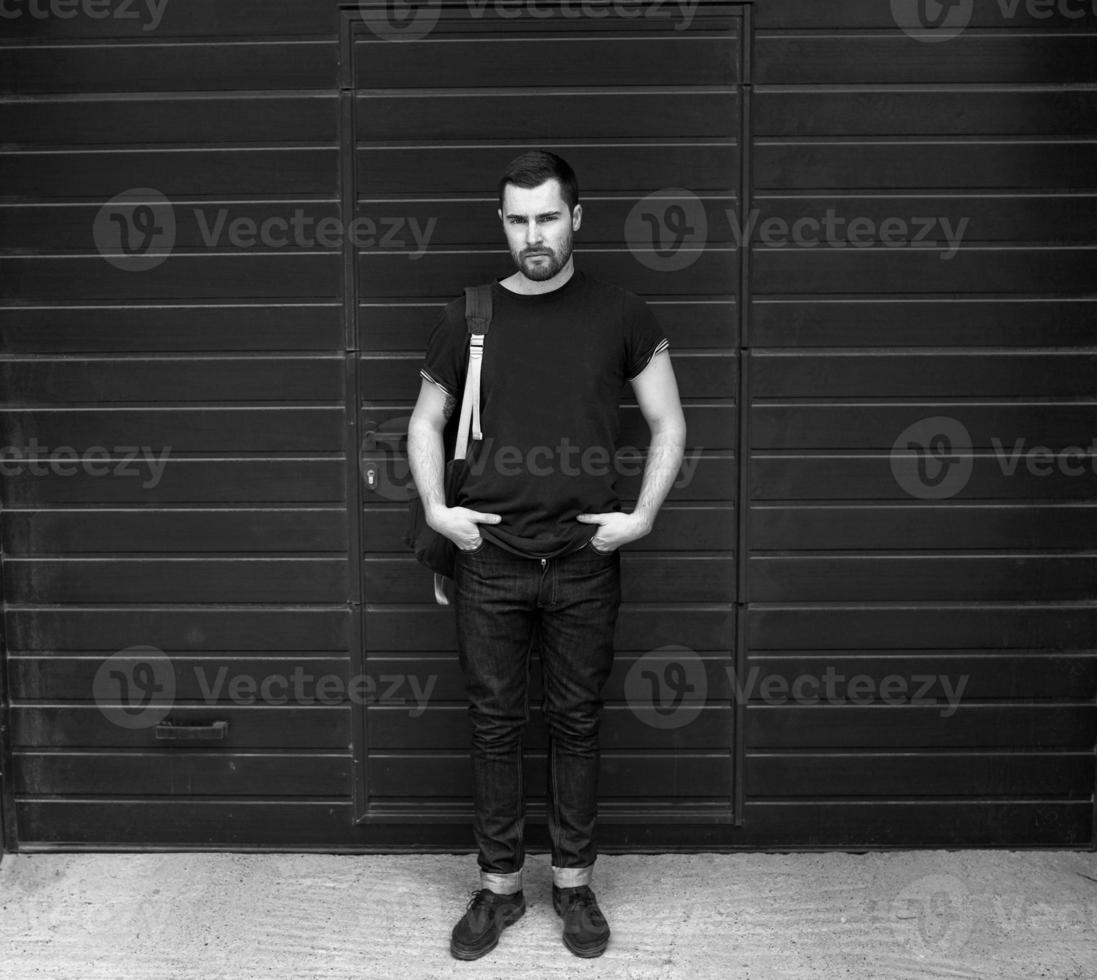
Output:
[454,535,621,892]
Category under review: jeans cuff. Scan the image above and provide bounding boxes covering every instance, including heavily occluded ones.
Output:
[552,863,593,888]
[480,867,524,895]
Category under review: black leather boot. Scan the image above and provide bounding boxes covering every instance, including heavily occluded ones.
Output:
[449,888,526,960]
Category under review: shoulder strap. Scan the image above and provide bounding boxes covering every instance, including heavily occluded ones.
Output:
[453,284,493,460]
[464,283,492,337]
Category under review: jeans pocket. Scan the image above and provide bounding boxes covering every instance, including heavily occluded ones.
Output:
[586,538,614,556]
[459,537,487,555]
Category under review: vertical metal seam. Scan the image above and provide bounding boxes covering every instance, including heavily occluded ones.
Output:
[0,541,18,855]
[732,0,754,829]
[339,9,368,823]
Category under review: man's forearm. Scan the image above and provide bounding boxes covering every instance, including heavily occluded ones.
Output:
[630,424,687,533]
[407,419,447,523]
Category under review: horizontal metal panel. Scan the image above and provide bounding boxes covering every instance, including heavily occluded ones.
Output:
[5,558,350,603]
[749,193,1097,244]
[754,141,1097,190]
[746,752,1094,798]
[1,41,337,95]
[755,33,1097,84]
[0,304,343,355]
[1,356,344,403]
[743,654,1097,700]
[751,403,1097,448]
[3,255,340,303]
[756,0,1097,30]
[1,95,338,146]
[748,604,1096,651]
[752,247,1097,295]
[3,508,349,555]
[356,90,738,140]
[15,752,351,797]
[751,503,1097,550]
[1,407,345,450]
[750,455,1097,500]
[4,607,353,652]
[0,202,343,251]
[356,143,739,195]
[750,298,1097,347]
[356,35,738,87]
[750,351,1097,397]
[0,148,337,199]
[1,459,346,505]
[748,554,1096,602]
[754,89,1097,138]
[747,704,1097,748]
[11,705,350,749]
[12,656,354,701]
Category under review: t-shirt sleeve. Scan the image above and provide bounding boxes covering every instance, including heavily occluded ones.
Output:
[622,291,670,381]
[418,299,467,399]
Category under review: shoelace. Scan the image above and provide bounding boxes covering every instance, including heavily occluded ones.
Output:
[561,887,603,920]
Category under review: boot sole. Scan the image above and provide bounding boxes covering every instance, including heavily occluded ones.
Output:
[449,899,526,961]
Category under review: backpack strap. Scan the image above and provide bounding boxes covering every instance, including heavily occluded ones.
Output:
[454,284,493,457]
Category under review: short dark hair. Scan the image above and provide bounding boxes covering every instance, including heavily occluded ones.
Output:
[497,150,579,214]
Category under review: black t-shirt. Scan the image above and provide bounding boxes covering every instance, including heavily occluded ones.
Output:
[418,269,669,558]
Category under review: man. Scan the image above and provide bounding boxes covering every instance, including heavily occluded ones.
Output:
[407,150,686,960]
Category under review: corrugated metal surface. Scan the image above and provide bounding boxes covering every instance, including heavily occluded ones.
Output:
[0,0,1093,849]
[743,0,1097,845]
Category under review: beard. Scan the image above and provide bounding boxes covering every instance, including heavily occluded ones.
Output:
[512,236,573,281]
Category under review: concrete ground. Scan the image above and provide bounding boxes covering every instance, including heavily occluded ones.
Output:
[1,850,1095,979]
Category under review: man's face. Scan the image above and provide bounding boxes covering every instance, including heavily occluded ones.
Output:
[498,178,582,282]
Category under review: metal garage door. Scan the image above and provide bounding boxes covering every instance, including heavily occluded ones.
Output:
[0,0,1093,851]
